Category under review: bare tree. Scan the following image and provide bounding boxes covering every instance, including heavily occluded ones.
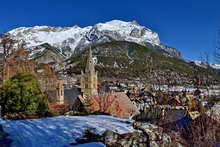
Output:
[214,30,220,64]
[0,34,17,59]
[0,34,18,82]
[88,93,116,113]
[189,113,220,147]
[202,52,212,98]
[213,30,220,97]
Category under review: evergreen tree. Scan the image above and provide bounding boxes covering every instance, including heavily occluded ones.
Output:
[0,72,49,116]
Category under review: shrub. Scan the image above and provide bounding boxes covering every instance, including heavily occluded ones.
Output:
[49,102,70,115]
[180,113,220,146]
[187,100,197,111]
[0,72,49,117]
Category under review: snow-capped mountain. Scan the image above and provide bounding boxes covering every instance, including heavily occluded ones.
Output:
[192,60,209,68]
[189,61,220,70]
[3,20,180,57]
[211,64,220,70]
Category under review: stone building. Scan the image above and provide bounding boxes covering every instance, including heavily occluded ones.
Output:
[1,49,65,104]
[2,49,36,82]
[80,49,98,97]
[44,80,65,104]
[55,80,65,104]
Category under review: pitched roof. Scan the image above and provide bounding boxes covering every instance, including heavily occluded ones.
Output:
[85,92,139,119]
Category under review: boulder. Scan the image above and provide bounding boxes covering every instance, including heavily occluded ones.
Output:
[0,125,12,147]
[73,129,149,147]
[72,122,188,147]
[101,130,149,147]
[133,122,188,147]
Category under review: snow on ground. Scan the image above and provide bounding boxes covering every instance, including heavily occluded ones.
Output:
[73,142,105,147]
[0,115,135,147]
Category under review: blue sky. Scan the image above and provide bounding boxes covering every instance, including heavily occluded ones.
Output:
[0,0,220,62]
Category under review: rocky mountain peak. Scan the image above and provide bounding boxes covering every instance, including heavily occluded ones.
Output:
[2,20,180,58]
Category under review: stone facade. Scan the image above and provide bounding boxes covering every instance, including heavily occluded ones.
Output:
[56,80,64,104]
[2,49,36,82]
[1,49,65,104]
[44,80,64,104]
[80,49,98,97]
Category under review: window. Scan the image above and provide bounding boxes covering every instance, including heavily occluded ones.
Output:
[57,88,60,97]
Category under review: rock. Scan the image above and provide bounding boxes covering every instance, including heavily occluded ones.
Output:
[0,125,12,147]
[101,130,146,147]
[72,121,188,147]
[73,129,150,147]
[101,130,119,144]
[0,131,8,140]
[150,141,159,147]
[133,122,188,147]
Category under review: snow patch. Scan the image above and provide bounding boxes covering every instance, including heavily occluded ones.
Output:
[0,115,135,147]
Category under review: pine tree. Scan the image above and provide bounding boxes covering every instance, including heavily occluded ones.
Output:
[0,72,49,116]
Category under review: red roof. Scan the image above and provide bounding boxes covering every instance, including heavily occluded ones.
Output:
[86,92,139,119]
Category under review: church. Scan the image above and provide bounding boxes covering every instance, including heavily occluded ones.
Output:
[80,48,98,97]
[78,49,139,119]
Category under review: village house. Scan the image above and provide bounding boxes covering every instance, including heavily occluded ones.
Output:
[43,80,65,104]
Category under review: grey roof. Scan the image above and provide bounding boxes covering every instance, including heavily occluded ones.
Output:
[64,88,81,106]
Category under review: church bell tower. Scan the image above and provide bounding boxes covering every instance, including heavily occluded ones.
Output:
[80,48,98,97]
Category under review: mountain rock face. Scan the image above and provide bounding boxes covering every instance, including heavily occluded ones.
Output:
[66,41,195,83]
[4,20,181,58]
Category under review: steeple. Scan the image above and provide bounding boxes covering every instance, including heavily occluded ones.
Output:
[85,48,95,73]
[80,47,98,97]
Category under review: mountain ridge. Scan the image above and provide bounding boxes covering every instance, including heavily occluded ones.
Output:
[2,20,181,58]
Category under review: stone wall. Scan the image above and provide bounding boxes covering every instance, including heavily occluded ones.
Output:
[133,106,187,125]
